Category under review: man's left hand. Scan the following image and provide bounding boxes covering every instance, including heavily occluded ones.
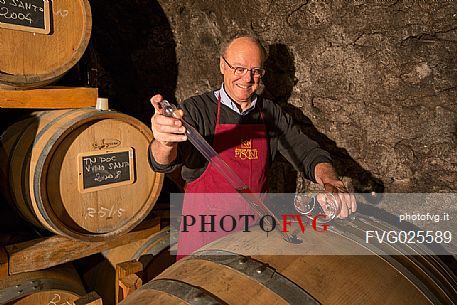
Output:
[323,179,357,219]
[314,163,357,219]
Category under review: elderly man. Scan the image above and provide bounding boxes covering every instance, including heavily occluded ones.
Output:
[149,34,356,257]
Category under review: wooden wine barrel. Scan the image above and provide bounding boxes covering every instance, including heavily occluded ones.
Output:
[118,216,457,305]
[0,0,91,89]
[0,264,85,304]
[0,108,163,241]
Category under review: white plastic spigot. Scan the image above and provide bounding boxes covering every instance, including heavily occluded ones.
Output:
[96,97,109,111]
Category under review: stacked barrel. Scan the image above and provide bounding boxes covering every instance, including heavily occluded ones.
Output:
[0,108,163,241]
[0,0,91,89]
[0,1,165,304]
[0,265,85,305]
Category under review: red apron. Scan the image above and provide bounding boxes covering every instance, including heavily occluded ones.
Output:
[177,95,268,258]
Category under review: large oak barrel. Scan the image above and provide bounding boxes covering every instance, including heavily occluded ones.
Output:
[0,0,91,89]
[118,216,457,305]
[0,264,85,305]
[0,108,163,241]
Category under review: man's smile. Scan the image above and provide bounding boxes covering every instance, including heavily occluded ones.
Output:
[236,84,252,89]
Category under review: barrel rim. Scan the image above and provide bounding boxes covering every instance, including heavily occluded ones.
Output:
[336,214,457,303]
[31,109,163,241]
[0,0,92,89]
[20,110,81,229]
[1,116,44,227]
[0,265,85,304]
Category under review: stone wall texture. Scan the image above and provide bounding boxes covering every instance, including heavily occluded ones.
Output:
[154,0,457,193]
[5,0,455,193]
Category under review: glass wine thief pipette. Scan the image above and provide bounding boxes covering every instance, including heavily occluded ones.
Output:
[159,100,297,243]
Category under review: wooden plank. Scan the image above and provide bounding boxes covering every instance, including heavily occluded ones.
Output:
[5,218,160,275]
[0,247,8,278]
[75,291,104,305]
[117,261,143,281]
[116,261,143,304]
[0,87,98,109]
[118,274,142,303]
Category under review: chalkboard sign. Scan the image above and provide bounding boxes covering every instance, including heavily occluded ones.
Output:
[78,148,135,193]
[0,0,51,34]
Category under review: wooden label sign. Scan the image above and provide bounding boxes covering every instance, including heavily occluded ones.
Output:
[78,148,135,193]
[0,0,51,34]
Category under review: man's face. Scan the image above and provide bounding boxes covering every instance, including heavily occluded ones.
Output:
[220,38,264,105]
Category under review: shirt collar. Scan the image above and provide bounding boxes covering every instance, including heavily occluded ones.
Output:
[214,83,257,115]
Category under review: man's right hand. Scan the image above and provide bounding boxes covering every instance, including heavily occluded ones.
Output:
[150,94,187,165]
[150,94,187,147]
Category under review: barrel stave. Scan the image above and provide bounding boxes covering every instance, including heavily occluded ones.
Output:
[118,225,454,305]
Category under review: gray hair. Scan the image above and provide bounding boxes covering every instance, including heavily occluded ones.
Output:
[219,32,267,61]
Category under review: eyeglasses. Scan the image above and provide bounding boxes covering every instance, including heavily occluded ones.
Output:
[222,57,265,78]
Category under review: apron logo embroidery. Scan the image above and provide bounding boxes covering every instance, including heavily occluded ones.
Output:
[235,139,259,160]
